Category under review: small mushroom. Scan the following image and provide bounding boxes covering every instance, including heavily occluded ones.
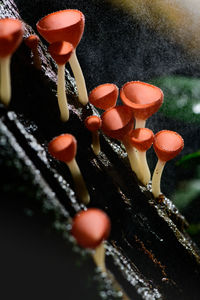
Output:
[84,115,102,155]
[48,134,90,205]
[36,9,88,105]
[129,128,154,185]
[120,81,163,129]
[152,130,184,198]
[71,208,111,273]
[48,41,74,122]
[24,34,41,70]
[0,18,23,106]
[101,105,140,175]
[89,83,118,110]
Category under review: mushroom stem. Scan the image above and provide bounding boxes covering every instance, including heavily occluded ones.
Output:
[151,159,166,198]
[0,56,11,106]
[123,138,140,177]
[91,131,100,155]
[92,242,106,273]
[137,150,151,185]
[66,158,90,205]
[135,118,146,129]
[57,64,69,122]
[32,48,41,70]
[69,50,88,105]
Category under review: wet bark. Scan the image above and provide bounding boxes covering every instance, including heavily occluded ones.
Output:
[1,1,200,300]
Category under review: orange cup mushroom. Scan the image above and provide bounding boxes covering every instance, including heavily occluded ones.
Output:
[89,83,118,110]
[48,41,74,122]
[129,128,154,185]
[152,130,184,198]
[48,134,90,205]
[101,105,141,174]
[120,81,164,129]
[0,18,23,106]
[71,208,111,273]
[24,34,41,70]
[36,9,88,105]
[84,115,102,155]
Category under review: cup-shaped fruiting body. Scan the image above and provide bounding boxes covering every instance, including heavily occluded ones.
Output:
[120,81,163,129]
[24,34,41,69]
[48,41,74,122]
[71,208,111,272]
[101,105,133,140]
[89,83,118,110]
[129,128,154,185]
[0,18,23,106]
[85,115,102,155]
[101,105,140,174]
[152,130,184,198]
[48,134,90,204]
[36,9,88,105]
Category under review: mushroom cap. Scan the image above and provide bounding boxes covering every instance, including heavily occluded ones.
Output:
[120,81,163,120]
[71,208,111,249]
[48,41,74,65]
[48,134,77,163]
[153,130,184,162]
[89,83,118,110]
[36,9,85,48]
[129,128,154,151]
[84,115,102,132]
[0,18,23,57]
[101,105,134,140]
[24,34,39,50]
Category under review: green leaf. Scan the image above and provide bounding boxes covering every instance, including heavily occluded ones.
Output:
[150,76,200,123]
[176,150,200,167]
[172,179,200,210]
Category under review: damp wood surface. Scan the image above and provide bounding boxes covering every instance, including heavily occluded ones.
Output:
[1,1,200,300]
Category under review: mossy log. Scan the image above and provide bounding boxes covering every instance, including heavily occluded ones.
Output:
[1,1,200,299]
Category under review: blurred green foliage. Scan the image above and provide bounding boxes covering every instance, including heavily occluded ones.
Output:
[151,76,200,123]
[151,75,200,245]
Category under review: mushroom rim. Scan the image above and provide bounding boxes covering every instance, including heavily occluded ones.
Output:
[0,18,23,38]
[120,81,164,109]
[153,130,184,158]
[36,9,85,32]
[89,83,118,101]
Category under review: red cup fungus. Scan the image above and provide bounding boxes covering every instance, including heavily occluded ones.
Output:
[89,83,118,110]
[151,130,184,198]
[120,81,163,129]
[71,208,111,272]
[0,18,23,106]
[101,105,141,175]
[36,9,88,105]
[129,128,154,185]
[24,34,41,70]
[84,115,102,155]
[48,134,90,204]
[48,41,74,122]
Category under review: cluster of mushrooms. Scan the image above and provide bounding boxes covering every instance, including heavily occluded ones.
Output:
[0,9,184,274]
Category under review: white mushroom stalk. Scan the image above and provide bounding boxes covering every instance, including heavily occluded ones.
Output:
[151,159,166,198]
[151,130,184,199]
[0,56,11,106]
[123,137,141,176]
[48,41,74,122]
[134,118,146,129]
[84,115,102,155]
[57,63,69,122]
[128,128,154,185]
[48,134,90,205]
[69,50,88,105]
[0,18,24,106]
[66,158,90,205]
